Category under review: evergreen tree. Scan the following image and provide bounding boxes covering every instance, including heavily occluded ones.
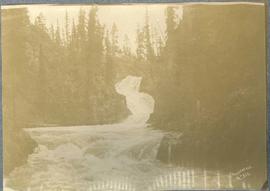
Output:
[49,24,55,40]
[104,30,114,85]
[38,45,47,111]
[77,8,86,51]
[70,19,78,49]
[111,23,120,56]
[87,7,103,60]
[135,10,155,62]
[136,26,145,60]
[123,34,131,56]
[55,20,62,46]
[34,13,47,32]
[2,8,38,174]
[164,7,177,49]
[105,30,112,56]
[64,10,70,44]
[143,9,155,62]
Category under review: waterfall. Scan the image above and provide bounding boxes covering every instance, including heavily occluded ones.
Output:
[5,75,243,191]
[5,75,165,191]
[115,75,155,125]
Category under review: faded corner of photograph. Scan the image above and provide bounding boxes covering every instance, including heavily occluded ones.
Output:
[1,2,268,191]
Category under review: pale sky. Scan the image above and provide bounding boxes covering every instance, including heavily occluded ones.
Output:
[16,4,184,51]
[2,2,263,51]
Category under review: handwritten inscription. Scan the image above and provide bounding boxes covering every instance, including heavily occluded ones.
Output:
[232,166,252,181]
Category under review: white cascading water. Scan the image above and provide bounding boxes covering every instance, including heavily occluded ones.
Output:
[5,75,245,190]
[5,75,165,191]
[115,75,155,125]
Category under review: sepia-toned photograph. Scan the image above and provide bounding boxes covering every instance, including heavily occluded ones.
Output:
[2,2,267,190]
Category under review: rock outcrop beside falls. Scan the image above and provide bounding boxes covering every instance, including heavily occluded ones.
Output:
[148,5,266,182]
[4,126,37,175]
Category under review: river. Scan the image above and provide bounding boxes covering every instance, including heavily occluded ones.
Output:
[5,76,251,191]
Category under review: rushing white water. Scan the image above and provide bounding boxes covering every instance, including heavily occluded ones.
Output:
[115,75,155,125]
[5,75,165,191]
[5,75,246,191]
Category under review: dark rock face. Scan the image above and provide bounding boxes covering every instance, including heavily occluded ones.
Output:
[151,4,267,176]
[156,133,182,165]
[157,129,266,175]
[4,127,37,176]
[156,136,171,164]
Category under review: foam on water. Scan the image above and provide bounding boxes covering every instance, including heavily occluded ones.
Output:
[5,76,238,191]
[5,75,165,191]
[115,75,155,125]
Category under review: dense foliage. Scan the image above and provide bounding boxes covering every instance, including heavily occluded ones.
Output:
[151,5,266,172]
[2,5,267,176]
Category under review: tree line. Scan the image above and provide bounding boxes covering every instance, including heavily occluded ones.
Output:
[2,7,165,128]
[2,5,267,176]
